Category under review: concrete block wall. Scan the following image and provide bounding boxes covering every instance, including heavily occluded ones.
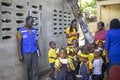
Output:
[0,0,73,80]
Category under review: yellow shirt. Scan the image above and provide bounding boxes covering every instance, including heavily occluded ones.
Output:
[17,30,22,41]
[55,57,75,71]
[88,53,94,62]
[102,50,106,56]
[66,46,75,55]
[68,56,76,71]
[48,48,57,63]
[66,27,78,44]
[78,50,82,56]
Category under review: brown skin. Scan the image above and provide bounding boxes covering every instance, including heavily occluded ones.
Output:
[90,44,95,53]
[81,57,91,73]
[18,17,41,62]
[55,49,70,72]
[82,45,89,54]
[49,42,56,59]
[18,38,23,62]
[49,42,56,78]
[98,41,104,49]
[105,50,109,63]
[66,21,79,38]
[98,23,104,31]
[72,39,78,47]
[94,51,101,59]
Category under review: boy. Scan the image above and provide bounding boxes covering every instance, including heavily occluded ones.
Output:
[48,41,57,80]
[93,49,103,80]
[79,54,92,80]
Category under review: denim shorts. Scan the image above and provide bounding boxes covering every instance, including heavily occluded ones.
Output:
[50,62,55,70]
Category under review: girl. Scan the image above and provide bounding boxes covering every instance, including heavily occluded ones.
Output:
[55,48,70,80]
[68,47,77,80]
[66,19,79,46]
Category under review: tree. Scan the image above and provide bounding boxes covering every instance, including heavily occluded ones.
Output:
[78,0,97,16]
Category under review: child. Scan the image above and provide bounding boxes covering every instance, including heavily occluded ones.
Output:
[48,41,57,80]
[93,49,103,80]
[88,43,95,63]
[79,53,92,80]
[67,48,77,80]
[97,41,107,79]
[55,48,70,80]
[71,39,80,71]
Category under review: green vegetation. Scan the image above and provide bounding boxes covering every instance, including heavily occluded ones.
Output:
[78,0,97,16]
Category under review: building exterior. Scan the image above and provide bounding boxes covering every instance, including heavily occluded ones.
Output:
[97,0,120,29]
[0,0,73,80]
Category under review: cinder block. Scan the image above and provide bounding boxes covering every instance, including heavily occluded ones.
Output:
[31,13,39,18]
[0,0,14,10]
[1,9,14,18]
[15,10,27,19]
[15,18,25,27]
[14,1,27,11]
[31,6,39,11]
[1,29,13,35]
[1,18,14,27]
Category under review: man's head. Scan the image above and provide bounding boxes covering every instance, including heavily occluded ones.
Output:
[26,16,34,29]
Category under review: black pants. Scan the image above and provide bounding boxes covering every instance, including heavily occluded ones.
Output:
[93,74,102,80]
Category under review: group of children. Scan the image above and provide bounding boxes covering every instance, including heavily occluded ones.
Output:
[48,39,107,80]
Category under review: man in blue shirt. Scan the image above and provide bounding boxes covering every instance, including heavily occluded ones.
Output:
[17,16,41,80]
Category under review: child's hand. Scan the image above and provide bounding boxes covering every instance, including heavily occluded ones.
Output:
[85,62,89,67]
[19,54,23,62]
[58,62,62,69]
[67,63,70,68]
[67,63,70,71]
[106,57,109,63]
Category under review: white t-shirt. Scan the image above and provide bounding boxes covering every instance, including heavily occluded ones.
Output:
[93,58,103,75]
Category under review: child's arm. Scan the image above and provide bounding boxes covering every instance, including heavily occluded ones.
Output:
[48,50,57,59]
[67,63,71,71]
[55,60,62,72]
[49,57,57,59]
[85,61,92,74]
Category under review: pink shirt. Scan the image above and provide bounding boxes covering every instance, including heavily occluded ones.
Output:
[95,29,107,41]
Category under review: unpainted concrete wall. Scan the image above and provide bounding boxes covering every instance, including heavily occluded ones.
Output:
[0,0,73,80]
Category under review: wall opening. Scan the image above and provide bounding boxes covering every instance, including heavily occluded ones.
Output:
[2,36,12,40]
[16,20,24,24]
[2,19,12,23]
[1,2,12,7]
[39,5,42,10]
[2,28,11,31]
[16,5,24,9]
[1,11,11,15]
[16,13,24,16]
[32,5,38,8]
